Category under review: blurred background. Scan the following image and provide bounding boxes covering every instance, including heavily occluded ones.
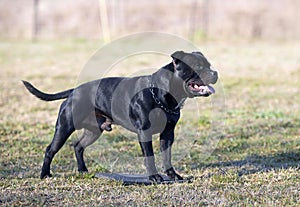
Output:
[0,2,300,204]
[1,0,299,41]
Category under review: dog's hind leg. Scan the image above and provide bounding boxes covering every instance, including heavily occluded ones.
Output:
[41,110,75,179]
[73,129,102,173]
[41,105,75,179]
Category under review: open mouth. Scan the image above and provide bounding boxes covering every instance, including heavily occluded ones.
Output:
[187,82,215,96]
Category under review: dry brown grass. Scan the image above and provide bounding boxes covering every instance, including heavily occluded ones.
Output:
[0,39,299,206]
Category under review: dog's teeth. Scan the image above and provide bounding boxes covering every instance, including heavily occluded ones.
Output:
[199,86,205,90]
[194,84,199,89]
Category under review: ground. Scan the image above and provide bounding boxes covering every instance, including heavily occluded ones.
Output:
[0,39,299,206]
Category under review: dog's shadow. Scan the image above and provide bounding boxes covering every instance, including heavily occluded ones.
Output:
[198,150,300,176]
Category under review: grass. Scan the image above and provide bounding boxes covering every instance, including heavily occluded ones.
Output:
[0,39,299,206]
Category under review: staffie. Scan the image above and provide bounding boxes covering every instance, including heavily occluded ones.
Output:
[23,51,218,182]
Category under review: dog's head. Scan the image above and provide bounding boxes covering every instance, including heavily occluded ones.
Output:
[171,51,218,98]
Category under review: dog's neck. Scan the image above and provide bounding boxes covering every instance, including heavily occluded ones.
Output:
[150,63,187,112]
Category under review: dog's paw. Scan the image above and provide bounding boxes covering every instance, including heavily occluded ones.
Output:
[149,174,164,183]
[165,167,183,181]
[78,169,89,174]
[40,173,52,179]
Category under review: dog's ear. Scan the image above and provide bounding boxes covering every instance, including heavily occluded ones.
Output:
[171,51,185,70]
[171,51,185,63]
[192,51,204,57]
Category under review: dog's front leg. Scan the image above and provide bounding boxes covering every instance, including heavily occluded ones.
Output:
[160,129,183,181]
[138,132,164,183]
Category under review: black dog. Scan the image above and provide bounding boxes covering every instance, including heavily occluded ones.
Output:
[23,51,218,182]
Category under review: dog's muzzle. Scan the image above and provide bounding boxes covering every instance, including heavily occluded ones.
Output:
[186,69,218,97]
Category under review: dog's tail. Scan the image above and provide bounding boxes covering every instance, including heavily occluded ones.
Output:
[22,80,73,101]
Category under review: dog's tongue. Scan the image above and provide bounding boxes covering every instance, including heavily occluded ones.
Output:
[207,85,215,94]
